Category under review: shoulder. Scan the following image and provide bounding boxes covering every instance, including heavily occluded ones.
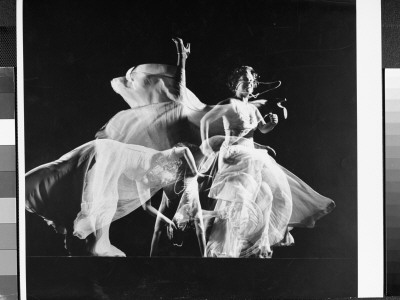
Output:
[206,99,235,114]
[216,98,237,106]
[249,99,267,108]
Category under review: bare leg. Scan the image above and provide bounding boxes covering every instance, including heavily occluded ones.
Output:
[194,218,206,257]
[150,228,163,256]
[150,190,180,256]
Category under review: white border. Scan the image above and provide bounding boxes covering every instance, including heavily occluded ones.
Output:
[357,0,383,297]
[17,0,26,299]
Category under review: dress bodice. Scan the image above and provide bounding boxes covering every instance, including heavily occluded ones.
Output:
[222,99,263,138]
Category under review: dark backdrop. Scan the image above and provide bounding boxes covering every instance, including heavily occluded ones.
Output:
[23,0,357,297]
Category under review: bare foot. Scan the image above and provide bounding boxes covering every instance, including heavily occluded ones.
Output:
[90,243,126,257]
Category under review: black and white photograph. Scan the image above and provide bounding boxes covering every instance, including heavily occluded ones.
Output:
[22,0,358,298]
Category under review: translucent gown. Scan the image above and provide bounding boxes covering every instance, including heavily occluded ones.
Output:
[25,139,183,239]
[198,99,335,258]
[202,137,335,258]
[95,64,335,257]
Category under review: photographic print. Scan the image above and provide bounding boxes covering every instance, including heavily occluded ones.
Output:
[22,0,357,298]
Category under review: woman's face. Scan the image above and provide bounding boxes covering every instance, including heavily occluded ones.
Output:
[235,71,255,99]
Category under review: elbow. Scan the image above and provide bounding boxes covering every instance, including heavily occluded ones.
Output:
[259,123,275,134]
[258,124,267,134]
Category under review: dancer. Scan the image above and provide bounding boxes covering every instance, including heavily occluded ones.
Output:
[95,38,334,258]
[200,66,335,258]
[148,39,215,256]
[25,139,199,256]
[95,38,221,256]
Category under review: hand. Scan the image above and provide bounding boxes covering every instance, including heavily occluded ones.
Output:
[172,37,190,59]
[166,220,177,240]
[168,220,177,230]
[265,113,278,125]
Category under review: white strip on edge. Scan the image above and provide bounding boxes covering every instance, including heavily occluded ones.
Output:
[357,0,384,297]
[16,0,26,299]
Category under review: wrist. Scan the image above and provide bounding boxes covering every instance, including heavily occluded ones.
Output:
[177,53,189,59]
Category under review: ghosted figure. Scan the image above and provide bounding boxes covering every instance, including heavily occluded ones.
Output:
[199,65,335,258]
[95,38,335,258]
[25,139,200,256]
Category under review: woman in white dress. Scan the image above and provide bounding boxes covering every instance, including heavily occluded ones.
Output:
[200,66,335,258]
[92,38,334,258]
[25,139,200,256]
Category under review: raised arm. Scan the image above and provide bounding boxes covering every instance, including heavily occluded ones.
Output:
[172,38,190,99]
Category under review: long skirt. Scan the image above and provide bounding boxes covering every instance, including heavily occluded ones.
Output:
[204,137,335,258]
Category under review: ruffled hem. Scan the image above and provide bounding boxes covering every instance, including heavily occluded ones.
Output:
[202,137,334,258]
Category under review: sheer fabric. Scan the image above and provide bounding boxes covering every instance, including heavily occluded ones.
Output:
[168,176,206,247]
[26,139,183,239]
[97,64,225,149]
[201,136,335,258]
[96,64,334,257]
[222,99,265,132]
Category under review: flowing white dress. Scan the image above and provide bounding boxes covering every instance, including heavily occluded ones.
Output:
[95,64,335,257]
[201,100,335,258]
[96,64,224,149]
[25,139,183,239]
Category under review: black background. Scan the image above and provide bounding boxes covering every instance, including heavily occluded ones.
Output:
[22,0,357,298]
[383,0,400,68]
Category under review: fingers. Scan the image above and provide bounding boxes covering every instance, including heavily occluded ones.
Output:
[167,225,173,239]
[170,221,177,230]
[172,38,179,49]
[264,113,278,124]
[172,37,191,56]
[172,37,184,49]
[264,112,272,118]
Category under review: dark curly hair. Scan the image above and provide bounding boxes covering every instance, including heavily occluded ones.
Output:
[227,66,259,94]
